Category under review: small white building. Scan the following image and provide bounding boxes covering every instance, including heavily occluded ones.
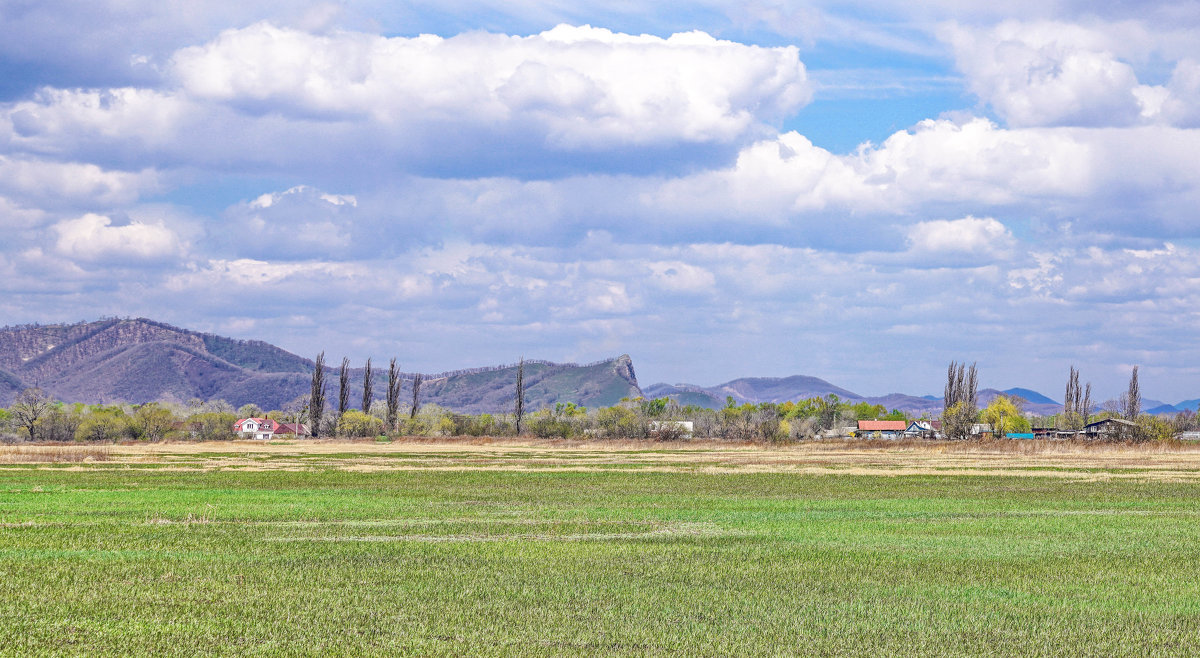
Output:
[233,418,309,440]
[904,420,942,439]
[970,423,994,437]
[233,417,277,440]
[648,421,694,439]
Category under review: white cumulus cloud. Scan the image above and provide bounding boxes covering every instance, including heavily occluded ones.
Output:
[942,20,1200,128]
[907,216,1014,254]
[169,22,811,148]
[54,213,183,263]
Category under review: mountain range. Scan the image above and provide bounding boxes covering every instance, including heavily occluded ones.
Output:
[643,380,1067,416]
[1,318,1196,417]
[0,318,640,412]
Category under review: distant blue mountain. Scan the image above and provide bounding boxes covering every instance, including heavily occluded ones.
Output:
[1146,404,1181,415]
[1002,387,1058,405]
[1174,399,1200,412]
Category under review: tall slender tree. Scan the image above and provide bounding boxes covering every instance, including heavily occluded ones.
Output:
[309,352,326,438]
[1081,382,1093,427]
[514,357,526,435]
[1125,366,1141,420]
[942,360,979,440]
[361,358,374,413]
[1064,366,1081,429]
[944,361,960,412]
[410,372,423,419]
[386,358,401,431]
[965,364,978,411]
[338,357,350,421]
[943,361,978,412]
[1063,366,1096,430]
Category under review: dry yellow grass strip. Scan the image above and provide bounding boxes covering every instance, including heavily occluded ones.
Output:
[5,438,1200,479]
[0,445,111,463]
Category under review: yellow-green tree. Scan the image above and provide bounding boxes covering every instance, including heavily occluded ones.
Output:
[133,403,176,441]
[337,409,383,437]
[981,395,1031,438]
[75,407,132,442]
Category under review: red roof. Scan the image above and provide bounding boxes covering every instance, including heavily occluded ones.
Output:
[233,417,276,431]
[857,420,908,431]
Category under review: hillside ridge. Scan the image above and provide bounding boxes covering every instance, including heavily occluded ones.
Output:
[0,318,641,412]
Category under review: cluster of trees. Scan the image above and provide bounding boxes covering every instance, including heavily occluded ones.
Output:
[3,353,1194,444]
[0,388,268,443]
[942,362,1194,442]
[0,384,915,444]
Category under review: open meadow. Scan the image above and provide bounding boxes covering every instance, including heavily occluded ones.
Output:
[3,438,1200,655]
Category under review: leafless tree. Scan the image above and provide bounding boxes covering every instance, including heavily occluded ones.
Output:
[11,388,53,441]
[966,364,978,411]
[942,361,979,440]
[410,372,423,419]
[338,357,350,423]
[943,361,979,412]
[283,396,309,436]
[514,357,526,435]
[361,358,374,413]
[944,362,959,413]
[1124,365,1141,420]
[1081,382,1093,427]
[1064,366,1081,428]
[309,352,326,438]
[386,358,401,431]
[1064,367,1096,430]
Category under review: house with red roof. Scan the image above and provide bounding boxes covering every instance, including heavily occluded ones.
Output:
[233,418,309,439]
[855,420,908,439]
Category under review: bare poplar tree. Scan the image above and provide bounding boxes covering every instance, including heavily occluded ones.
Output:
[943,361,978,412]
[410,373,423,419]
[338,357,350,422]
[309,352,326,438]
[1081,382,1093,427]
[386,358,401,431]
[361,358,374,413]
[944,361,961,412]
[514,357,526,435]
[942,360,979,440]
[1125,366,1141,420]
[965,363,978,411]
[1064,366,1081,429]
[1063,366,1095,430]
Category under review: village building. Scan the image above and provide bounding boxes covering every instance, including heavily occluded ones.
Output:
[969,423,993,438]
[904,420,941,439]
[233,418,308,440]
[856,420,908,439]
[1082,417,1137,439]
[648,420,694,439]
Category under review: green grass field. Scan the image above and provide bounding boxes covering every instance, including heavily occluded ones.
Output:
[3,443,1200,655]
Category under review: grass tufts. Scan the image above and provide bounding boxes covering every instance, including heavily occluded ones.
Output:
[0,445,111,463]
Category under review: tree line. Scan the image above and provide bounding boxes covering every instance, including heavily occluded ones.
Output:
[940,361,1185,442]
[2,356,1195,443]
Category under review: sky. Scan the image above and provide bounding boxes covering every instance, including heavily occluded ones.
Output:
[3,1,1200,402]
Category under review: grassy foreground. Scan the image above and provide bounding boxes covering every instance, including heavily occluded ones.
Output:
[2,441,1200,656]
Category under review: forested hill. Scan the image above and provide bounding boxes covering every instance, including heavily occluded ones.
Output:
[0,318,643,412]
[0,318,313,409]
